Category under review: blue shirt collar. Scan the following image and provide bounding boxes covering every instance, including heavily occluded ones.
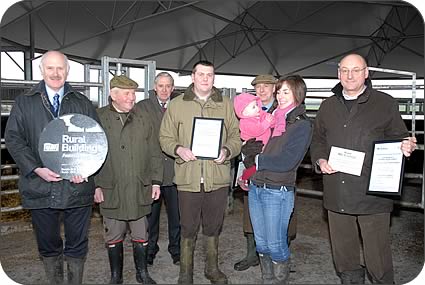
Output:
[262,101,273,112]
[45,85,64,103]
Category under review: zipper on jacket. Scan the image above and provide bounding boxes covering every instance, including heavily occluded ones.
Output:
[41,92,56,119]
[198,100,206,185]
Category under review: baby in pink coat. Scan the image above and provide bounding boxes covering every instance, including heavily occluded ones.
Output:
[233,92,275,189]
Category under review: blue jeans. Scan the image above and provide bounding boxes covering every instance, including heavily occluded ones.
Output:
[248,183,295,262]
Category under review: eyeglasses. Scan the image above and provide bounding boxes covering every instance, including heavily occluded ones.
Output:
[339,67,367,76]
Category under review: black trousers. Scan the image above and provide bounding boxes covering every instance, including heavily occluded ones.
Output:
[147,184,180,258]
[31,206,92,258]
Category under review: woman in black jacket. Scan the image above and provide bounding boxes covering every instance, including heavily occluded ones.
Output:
[243,75,312,284]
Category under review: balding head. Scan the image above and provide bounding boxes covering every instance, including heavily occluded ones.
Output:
[338,53,369,97]
[339,54,367,69]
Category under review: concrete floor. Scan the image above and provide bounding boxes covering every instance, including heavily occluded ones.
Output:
[0,178,423,285]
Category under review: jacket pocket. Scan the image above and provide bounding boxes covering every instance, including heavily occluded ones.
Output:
[101,187,120,209]
[174,161,195,186]
[212,161,231,185]
[19,174,51,199]
[137,176,153,206]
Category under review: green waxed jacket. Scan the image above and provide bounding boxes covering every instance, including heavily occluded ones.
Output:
[95,103,163,220]
[159,84,241,192]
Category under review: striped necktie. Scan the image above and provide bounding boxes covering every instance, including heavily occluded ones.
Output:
[52,94,60,117]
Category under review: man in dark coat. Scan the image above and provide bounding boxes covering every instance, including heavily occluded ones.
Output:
[310,53,417,284]
[5,50,98,284]
[234,74,277,272]
[94,75,163,284]
[137,72,181,267]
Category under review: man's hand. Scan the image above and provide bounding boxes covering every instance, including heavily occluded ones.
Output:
[176,146,197,162]
[214,148,228,164]
[317,159,337,174]
[70,175,88,184]
[152,185,161,200]
[401,136,417,157]
[94,187,104,203]
[34,167,62,182]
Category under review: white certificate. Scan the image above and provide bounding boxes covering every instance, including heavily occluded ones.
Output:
[190,117,224,159]
[367,140,405,195]
[328,146,365,176]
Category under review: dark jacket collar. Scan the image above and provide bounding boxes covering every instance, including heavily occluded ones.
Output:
[182,83,223,102]
[286,104,308,124]
[331,78,373,104]
[25,80,73,96]
[147,89,178,103]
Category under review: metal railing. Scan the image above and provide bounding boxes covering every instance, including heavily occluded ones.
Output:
[1,66,424,214]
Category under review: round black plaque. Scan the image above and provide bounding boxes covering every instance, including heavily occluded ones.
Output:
[38,114,108,180]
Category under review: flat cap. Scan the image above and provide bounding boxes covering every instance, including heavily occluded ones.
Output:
[251,74,277,86]
[110,75,138,89]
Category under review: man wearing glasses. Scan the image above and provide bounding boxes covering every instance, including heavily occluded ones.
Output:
[310,53,417,284]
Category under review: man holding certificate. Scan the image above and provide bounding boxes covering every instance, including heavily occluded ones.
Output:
[159,60,241,284]
[310,53,417,284]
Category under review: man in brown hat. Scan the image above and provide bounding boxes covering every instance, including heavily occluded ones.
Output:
[94,75,163,284]
[234,74,278,272]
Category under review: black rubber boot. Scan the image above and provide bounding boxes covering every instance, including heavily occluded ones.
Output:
[66,256,85,285]
[42,254,64,284]
[259,253,275,284]
[204,236,228,284]
[107,242,123,284]
[233,233,259,271]
[178,238,195,284]
[273,258,290,285]
[132,241,156,284]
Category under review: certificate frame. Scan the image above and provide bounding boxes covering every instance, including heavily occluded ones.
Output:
[367,139,405,196]
[190,117,224,160]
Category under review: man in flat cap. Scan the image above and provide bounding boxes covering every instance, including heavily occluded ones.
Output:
[94,74,163,284]
[233,74,278,272]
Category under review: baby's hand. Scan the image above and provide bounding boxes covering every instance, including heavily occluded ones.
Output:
[265,113,274,123]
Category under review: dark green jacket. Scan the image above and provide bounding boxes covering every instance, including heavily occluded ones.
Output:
[137,91,176,186]
[95,103,163,220]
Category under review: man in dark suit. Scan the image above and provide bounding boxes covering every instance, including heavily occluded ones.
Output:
[138,72,181,267]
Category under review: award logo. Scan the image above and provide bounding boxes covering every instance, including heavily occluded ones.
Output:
[38,114,108,180]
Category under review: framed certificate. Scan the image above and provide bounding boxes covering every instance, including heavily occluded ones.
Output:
[190,117,224,159]
[367,139,405,195]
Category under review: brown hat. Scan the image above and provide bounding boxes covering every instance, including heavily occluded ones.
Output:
[110,75,138,89]
[251,74,277,86]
